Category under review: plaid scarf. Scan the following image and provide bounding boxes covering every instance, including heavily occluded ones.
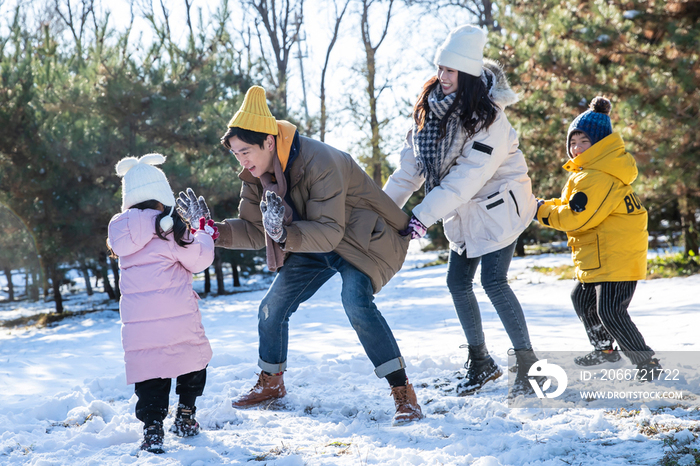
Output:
[413,86,460,193]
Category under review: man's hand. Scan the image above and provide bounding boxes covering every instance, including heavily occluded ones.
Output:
[260,191,287,243]
[176,188,211,226]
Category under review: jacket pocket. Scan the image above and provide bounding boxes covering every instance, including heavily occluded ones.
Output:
[473,183,517,242]
[568,232,601,271]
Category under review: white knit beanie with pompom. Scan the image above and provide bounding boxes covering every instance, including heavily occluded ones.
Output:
[115,153,176,212]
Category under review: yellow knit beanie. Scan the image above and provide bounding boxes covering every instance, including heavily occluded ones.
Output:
[227,86,278,135]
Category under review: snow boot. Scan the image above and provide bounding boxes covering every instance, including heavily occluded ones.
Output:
[232,372,286,408]
[170,404,200,437]
[391,382,423,426]
[508,348,543,398]
[140,421,165,454]
[456,343,503,396]
[574,348,621,366]
[636,358,663,382]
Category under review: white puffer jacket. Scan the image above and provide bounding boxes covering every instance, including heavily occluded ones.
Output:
[384,60,536,258]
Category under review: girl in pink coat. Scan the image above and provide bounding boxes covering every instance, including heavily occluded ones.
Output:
[107,154,217,454]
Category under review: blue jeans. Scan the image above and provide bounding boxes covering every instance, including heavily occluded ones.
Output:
[446,241,532,351]
[257,252,405,378]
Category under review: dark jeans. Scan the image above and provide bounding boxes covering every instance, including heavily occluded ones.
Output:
[134,367,207,426]
[571,280,654,364]
[446,241,532,351]
[257,252,405,378]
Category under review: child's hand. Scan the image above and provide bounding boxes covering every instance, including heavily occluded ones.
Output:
[260,191,287,243]
[192,217,219,240]
[534,198,544,221]
[177,188,211,226]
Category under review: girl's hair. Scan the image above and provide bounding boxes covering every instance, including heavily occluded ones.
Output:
[414,72,498,141]
[131,200,193,247]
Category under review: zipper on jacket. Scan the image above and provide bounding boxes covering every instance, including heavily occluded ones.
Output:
[509,190,520,217]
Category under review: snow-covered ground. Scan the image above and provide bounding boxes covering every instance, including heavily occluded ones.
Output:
[1,244,699,465]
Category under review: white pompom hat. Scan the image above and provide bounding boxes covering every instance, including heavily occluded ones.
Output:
[434,25,487,77]
[115,153,176,212]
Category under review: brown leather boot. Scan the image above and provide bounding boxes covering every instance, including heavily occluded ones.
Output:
[390,383,423,426]
[232,372,286,408]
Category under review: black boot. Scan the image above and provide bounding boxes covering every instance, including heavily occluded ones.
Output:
[140,420,165,454]
[636,358,663,382]
[170,404,201,437]
[456,343,503,396]
[574,348,621,366]
[509,348,542,398]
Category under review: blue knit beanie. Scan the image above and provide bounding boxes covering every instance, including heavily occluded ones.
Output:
[567,96,613,157]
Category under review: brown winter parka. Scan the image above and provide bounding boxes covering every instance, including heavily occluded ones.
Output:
[215,125,411,294]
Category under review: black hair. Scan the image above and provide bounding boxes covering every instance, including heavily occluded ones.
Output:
[414,71,498,141]
[130,200,193,248]
[220,126,270,150]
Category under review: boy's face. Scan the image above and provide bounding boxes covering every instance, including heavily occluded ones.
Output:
[569,132,592,158]
[227,135,276,178]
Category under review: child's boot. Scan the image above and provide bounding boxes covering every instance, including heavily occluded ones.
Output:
[140,420,165,454]
[170,404,201,437]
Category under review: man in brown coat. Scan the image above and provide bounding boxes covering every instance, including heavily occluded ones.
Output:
[180,86,421,425]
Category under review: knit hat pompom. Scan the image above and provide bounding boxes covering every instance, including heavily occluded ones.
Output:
[589,96,611,115]
[116,153,175,212]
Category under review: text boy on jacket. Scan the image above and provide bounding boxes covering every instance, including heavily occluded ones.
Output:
[107,154,218,453]
[535,96,661,380]
[177,86,422,425]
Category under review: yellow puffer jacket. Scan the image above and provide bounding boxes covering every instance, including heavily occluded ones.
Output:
[537,132,647,283]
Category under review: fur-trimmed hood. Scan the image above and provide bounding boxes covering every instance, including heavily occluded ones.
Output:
[483,58,519,109]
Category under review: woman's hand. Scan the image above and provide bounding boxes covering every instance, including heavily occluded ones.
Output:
[399,215,428,239]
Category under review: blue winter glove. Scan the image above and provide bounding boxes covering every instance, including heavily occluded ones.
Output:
[260,191,287,243]
[399,214,428,239]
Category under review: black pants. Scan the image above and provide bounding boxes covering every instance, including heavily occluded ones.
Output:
[571,281,654,364]
[134,367,207,426]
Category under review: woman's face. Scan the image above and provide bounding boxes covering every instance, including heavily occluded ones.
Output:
[437,66,459,95]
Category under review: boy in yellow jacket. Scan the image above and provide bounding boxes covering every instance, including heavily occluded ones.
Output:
[536,96,661,381]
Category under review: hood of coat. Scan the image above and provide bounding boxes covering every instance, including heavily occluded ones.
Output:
[483,58,519,109]
[563,132,638,185]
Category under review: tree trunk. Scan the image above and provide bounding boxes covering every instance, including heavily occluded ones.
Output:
[3,268,13,301]
[204,267,211,294]
[229,260,241,287]
[49,263,63,314]
[679,195,699,256]
[109,256,121,299]
[30,267,40,301]
[80,260,93,296]
[514,235,526,257]
[214,251,225,295]
[98,253,116,300]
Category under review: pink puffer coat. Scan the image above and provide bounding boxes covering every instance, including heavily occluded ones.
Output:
[108,208,214,384]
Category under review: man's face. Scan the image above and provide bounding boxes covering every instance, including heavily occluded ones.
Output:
[227,135,276,178]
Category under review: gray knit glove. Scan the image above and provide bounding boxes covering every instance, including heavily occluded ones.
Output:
[176,188,211,227]
[260,191,287,243]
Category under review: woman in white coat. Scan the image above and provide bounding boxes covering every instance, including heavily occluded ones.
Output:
[384,25,539,397]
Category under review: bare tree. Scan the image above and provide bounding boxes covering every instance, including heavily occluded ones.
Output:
[54,0,94,65]
[247,0,304,115]
[319,0,350,142]
[405,0,499,31]
[360,0,394,185]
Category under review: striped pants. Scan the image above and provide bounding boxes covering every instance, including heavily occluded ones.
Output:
[571,281,654,365]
